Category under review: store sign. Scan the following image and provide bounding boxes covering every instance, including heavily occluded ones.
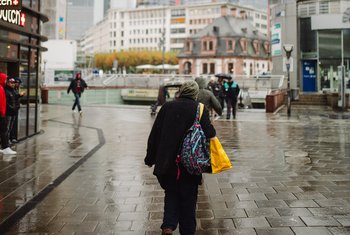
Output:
[0,9,25,26]
[271,23,282,56]
[0,0,22,10]
[0,0,24,27]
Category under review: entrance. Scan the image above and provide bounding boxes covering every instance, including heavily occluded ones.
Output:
[302,60,317,92]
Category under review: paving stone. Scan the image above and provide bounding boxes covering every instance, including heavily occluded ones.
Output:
[256,227,294,235]
[328,227,350,235]
[255,200,289,208]
[333,215,350,226]
[276,208,313,216]
[292,227,333,235]
[266,216,305,227]
[265,193,297,200]
[200,219,235,230]
[234,217,270,228]
[218,228,256,235]
[285,200,320,208]
[213,209,246,218]
[237,193,268,201]
[300,216,341,226]
[245,208,279,217]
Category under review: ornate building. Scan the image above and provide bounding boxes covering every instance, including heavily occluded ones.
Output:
[177,15,271,76]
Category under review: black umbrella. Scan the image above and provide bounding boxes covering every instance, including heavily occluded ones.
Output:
[215,73,232,80]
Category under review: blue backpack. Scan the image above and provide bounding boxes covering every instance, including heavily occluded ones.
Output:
[176,103,211,178]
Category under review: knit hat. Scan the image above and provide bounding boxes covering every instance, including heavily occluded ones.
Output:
[179,80,199,100]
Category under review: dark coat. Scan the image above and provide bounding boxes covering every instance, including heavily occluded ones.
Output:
[67,78,88,94]
[5,86,19,116]
[195,77,222,115]
[145,97,216,182]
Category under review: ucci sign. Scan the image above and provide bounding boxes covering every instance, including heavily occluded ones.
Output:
[0,0,25,27]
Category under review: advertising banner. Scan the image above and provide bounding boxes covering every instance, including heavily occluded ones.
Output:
[54,70,74,83]
[271,23,282,56]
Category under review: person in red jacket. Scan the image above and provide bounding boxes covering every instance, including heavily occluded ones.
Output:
[0,72,16,155]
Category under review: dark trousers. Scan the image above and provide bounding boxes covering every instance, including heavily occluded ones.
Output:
[226,97,237,119]
[10,114,18,140]
[0,116,9,149]
[72,93,81,111]
[6,115,16,141]
[159,176,199,235]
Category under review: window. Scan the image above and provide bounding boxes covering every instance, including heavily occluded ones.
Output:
[228,63,234,74]
[210,63,215,74]
[203,41,207,51]
[209,41,213,51]
[203,63,208,74]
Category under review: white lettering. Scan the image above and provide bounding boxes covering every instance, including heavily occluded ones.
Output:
[0,0,12,6]
[0,9,22,26]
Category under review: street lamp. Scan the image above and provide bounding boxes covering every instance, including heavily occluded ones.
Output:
[283,44,293,117]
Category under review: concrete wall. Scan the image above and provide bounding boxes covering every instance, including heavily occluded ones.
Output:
[270,2,298,89]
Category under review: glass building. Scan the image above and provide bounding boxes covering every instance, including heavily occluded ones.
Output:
[0,0,48,139]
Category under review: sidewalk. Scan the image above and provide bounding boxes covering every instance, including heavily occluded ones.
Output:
[1,104,350,234]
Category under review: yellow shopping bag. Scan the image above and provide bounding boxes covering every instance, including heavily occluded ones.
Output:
[210,137,232,174]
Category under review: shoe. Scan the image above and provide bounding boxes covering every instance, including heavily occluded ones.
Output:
[79,110,83,115]
[72,110,77,113]
[2,147,17,155]
[162,228,173,235]
[11,139,18,143]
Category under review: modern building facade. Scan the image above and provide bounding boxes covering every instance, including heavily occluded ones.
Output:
[0,0,48,138]
[81,2,268,55]
[41,0,66,40]
[177,15,271,76]
[66,0,94,40]
[270,0,350,93]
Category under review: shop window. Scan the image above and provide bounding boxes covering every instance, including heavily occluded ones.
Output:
[319,30,341,59]
[0,43,18,60]
[299,18,316,54]
[228,63,234,74]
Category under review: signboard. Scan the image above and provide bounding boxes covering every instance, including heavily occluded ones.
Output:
[54,70,74,82]
[271,23,282,56]
[0,0,22,10]
[311,13,350,30]
[0,0,25,27]
[302,60,317,92]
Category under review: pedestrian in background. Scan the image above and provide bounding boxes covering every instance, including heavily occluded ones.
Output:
[223,76,240,119]
[0,73,16,155]
[67,72,88,114]
[5,78,19,145]
[208,77,225,111]
[195,77,222,117]
[145,80,216,235]
[10,77,25,143]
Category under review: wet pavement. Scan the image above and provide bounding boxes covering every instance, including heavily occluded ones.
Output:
[0,104,350,235]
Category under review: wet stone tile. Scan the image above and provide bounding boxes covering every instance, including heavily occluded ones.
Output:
[237,193,267,201]
[328,227,350,235]
[333,215,350,226]
[285,200,319,208]
[255,227,294,235]
[300,216,341,226]
[265,193,297,200]
[218,228,256,235]
[200,219,235,230]
[226,201,258,209]
[245,208,279,217]
[213,209,246,219]
[276,208,313,217]
[234,217,270,228]
[314,198,350,207]
[266,216,305,227]
[255,200,288,208]
[291,227,333,235]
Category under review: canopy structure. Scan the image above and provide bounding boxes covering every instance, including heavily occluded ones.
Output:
[136,64,156,69]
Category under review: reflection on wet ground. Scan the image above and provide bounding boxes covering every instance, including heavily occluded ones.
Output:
[1,105,350,234]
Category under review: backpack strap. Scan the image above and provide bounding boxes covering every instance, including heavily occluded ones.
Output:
[199,103,204,120]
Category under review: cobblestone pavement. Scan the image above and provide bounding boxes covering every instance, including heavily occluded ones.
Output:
[1,105,350,235]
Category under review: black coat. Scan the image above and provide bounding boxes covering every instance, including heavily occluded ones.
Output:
[145,97,216,182]
[67,78,88,94]
[5,86,19,116]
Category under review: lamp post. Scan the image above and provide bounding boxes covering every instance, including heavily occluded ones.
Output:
[283,44,293,117]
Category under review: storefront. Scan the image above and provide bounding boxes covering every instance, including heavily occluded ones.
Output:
[0,0,48,139]
[298,1,350,93]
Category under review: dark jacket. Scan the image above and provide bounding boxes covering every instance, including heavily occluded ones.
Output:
[67,78,88,94]
[145,97,216,181]
[223,80,240,100]
[5,86,19,116]
[195,77,222,115]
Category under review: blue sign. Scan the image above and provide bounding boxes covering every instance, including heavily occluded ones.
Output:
[302,60,317,92]
[59,16,64,22]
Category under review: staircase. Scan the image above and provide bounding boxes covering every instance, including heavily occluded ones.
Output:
[292,93,328,105]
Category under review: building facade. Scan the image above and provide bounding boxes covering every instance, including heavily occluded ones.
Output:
[270,0,350,93]
[81,2,268,55]
[0,0,48,139]
[177,15,271,76]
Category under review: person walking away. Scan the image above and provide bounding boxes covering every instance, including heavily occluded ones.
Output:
[67,73,88,114]
[145,81,216,235]
[223,77,240,119]
[195,77,222,117]
[0,73,16,154]
[151,85,170,114]
[208,77,225,112]
[5,78,19,145]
